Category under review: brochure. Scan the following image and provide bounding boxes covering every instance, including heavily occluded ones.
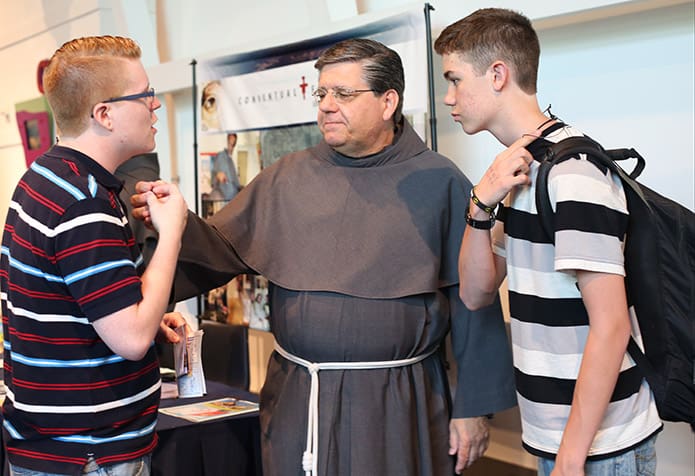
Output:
[159,397,258,423]
[174,327,207,398]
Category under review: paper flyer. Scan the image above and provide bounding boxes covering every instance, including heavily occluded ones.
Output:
[173,327,206,398]
[159,397,259,423]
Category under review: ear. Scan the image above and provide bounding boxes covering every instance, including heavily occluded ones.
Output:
[489,61,510,92]
[381,89,399,122]
[91,103,114,130]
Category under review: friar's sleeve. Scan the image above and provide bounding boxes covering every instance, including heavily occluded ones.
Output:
[172,210,254,302]
[448,284,517,418]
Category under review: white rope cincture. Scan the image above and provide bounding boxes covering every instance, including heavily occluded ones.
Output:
[274,342,437,476]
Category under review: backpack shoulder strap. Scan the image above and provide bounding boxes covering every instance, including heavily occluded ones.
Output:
[536,136,606,241]
[535,135,646,242]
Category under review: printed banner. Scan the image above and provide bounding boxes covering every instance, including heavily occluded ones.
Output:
[198,8,427,133]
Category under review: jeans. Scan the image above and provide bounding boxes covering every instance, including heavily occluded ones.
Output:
[10,454,151,476]
[538,435,657,476]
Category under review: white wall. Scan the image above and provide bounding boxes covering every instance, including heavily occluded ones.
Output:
[0,0,158,230]
[0,1,693,474]
[432,1,694,210]
[0,1,103,228]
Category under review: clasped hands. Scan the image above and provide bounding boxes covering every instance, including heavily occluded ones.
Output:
[131,180,191,343]
[130,180,184,230]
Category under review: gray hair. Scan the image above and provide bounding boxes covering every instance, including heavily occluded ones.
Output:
[315,38,404,126]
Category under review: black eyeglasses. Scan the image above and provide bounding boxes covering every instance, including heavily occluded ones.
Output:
[103,87,156,104]
[312,87,375,103]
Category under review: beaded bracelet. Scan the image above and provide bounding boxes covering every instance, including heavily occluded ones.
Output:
[465,206,495,230]
[470,187,496,215]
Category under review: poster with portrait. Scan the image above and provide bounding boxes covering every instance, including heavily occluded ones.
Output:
[196,6,428,332]
[199,124,322,332]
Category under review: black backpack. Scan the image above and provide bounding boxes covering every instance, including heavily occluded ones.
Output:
[535,135,695,428]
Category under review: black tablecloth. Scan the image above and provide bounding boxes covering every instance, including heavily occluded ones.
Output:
[154,380,262,476]
[1,381,262,476]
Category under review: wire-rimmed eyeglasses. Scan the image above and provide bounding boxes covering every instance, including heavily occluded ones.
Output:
[312,86,375,103]
[103,87,156,104]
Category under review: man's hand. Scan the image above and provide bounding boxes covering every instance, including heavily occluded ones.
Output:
[146,182,187,237]
[156,312,192,344]
[473,134,537,212]
[215,171,229,184]
[131,180,159,226]
[449,416,490,474]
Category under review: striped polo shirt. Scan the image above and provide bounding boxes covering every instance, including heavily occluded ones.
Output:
[493,124,661,459]
[1,145,161,475]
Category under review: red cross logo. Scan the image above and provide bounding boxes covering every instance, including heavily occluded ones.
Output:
[299,76,308,99]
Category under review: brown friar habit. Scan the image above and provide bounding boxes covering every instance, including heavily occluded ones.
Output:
[173,120,516,476]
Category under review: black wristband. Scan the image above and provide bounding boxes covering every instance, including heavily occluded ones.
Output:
[470,187,496,215]
[465,206,495,230]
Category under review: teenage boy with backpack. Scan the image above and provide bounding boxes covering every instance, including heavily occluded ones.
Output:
[435,8,662,476]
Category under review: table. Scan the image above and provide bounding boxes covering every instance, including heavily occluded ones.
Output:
[153,381,262,476]
[1,381,262,476]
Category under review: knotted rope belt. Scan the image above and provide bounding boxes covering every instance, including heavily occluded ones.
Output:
[274,342,437,476]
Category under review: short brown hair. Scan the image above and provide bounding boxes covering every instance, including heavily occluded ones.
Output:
[434,8,540,94]
[43,36,142,137]
[315,38,405,126]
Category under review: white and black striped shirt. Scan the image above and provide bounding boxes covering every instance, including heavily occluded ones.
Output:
[493,124,661,459]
